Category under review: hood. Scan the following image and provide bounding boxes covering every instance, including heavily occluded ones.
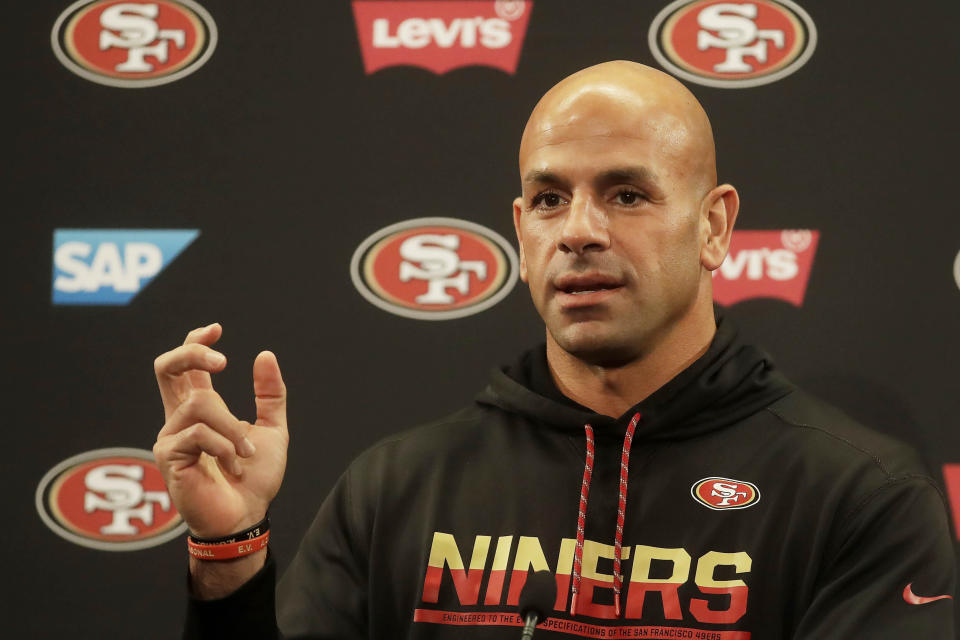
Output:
[475,308,795,442]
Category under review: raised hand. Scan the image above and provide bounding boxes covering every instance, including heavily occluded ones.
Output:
[152,323,288,540]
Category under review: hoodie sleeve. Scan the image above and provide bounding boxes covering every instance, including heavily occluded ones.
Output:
[792,476,956,639]
[183,552,282,639]
[182,468,368,639]
[275,468,369,639]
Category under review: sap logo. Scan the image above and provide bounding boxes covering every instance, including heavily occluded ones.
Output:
[52,229,198,305]
[52,0,217,89]
[712,229,819,307]
[352,1,532,75]
[649,0,817,89]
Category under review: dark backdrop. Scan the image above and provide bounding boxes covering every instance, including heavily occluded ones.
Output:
[5,1,960,637]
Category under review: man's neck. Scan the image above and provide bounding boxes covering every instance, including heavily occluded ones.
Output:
[546,306,716,418]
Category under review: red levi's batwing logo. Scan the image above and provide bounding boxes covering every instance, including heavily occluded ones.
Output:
[712,229,819,306]
[941,464,960,541]
[351,1,532,74]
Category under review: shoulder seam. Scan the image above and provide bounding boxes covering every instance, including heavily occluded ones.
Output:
[826,474,944,571]
[765,406,891,477]
[839,474,940,530]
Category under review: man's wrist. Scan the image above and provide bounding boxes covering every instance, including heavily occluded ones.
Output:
[189,547,268,600]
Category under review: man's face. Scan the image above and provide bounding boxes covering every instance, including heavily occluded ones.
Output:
[513,90,708,366]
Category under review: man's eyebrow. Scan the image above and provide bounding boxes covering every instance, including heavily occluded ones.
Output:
[522,167,660,187]
[522,169,564,186]
[595,167,659,186]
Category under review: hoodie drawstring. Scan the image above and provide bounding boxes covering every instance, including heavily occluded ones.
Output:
[569,412,641,618]
[569,423,595,617]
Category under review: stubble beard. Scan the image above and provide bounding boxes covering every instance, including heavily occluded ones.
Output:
[546,312,648,369]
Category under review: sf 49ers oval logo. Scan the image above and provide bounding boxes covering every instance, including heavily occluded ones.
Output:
[51,0,217,88]
[649,0,816,89]
[691,476,760,510]
[36,448,185,550]
[350,217,519,320]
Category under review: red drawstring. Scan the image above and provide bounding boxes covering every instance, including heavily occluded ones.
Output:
[570,412,641,618]
[613,412,640,617]
[569,423,595,617]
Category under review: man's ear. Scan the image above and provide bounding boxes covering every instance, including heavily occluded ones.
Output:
[700,184,740,271]
[512,196,528,282]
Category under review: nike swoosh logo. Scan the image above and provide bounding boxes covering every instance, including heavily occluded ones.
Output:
[903,583,953,605]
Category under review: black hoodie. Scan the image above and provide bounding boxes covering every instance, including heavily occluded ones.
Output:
[185,314,956,638]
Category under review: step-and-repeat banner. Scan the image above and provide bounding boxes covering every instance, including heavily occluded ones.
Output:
[7,1,960,636]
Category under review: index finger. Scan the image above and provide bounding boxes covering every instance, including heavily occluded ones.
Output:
[154,323,224,417]
[181,323,224,390]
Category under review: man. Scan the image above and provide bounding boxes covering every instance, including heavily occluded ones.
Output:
[153,61,956,638]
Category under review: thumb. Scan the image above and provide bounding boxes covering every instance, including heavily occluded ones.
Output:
[253,350,287,428]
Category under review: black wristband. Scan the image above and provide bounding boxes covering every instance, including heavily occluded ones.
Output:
[189,516,270,545]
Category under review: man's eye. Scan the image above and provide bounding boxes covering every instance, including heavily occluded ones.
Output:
[615,190,645,205]
[532,193,563,208]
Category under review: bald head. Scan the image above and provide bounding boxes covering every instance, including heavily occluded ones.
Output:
[520,61,717,194]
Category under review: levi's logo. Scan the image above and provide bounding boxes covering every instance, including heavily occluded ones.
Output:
[712,229,819,306]
[941,464,960,540]
[351,1,532,75]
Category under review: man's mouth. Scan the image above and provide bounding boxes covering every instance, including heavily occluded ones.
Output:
[554,274,624,304]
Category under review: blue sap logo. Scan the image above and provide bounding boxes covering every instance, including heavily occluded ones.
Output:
[53,229,199,305]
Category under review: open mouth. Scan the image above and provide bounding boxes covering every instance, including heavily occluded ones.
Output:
[554,274,624,297]
[561,284,621,295]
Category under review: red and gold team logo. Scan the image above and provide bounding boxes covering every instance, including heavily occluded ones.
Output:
[648,0,816,88]
[691,477,760,510]
[35,448,185,550]
[350,217,519,320]
[51,0,217,88]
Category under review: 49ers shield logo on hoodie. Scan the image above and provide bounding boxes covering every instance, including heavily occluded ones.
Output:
[52,0,217,88]
[350,217,519,320]
[649,0,816,88]
[692,477,760,510]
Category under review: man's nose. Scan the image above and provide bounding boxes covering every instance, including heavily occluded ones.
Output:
[558,194,610,255]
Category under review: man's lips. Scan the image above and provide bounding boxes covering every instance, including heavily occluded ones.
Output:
[553,273,624,307]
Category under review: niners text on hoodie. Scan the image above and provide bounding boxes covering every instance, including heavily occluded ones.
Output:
[185,311,956,639]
